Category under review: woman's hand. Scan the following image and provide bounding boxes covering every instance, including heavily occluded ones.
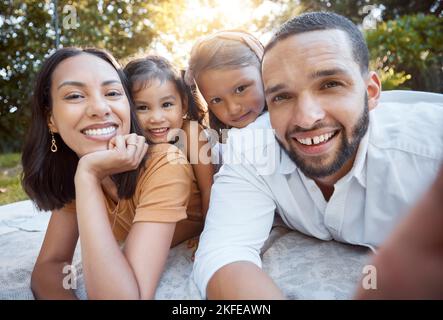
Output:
[75,133,148,181]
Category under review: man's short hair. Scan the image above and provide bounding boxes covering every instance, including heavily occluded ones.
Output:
[264,12,369,74]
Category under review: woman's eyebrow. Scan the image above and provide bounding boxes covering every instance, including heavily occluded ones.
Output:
[57,81,85,90]
[57,79,121,90]
[102,79,122,86]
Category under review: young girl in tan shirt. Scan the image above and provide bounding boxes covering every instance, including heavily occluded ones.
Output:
[124,56,214,220]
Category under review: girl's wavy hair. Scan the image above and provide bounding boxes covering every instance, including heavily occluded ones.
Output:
[184,30,266,135]
[124,55,206,127]
[22,47,146,211]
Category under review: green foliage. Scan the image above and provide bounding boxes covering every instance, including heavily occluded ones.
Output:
[58,0,180,60]
[372,0,442,20]
[0,152,27,205]
[0,152,21,168]
[0,173,28,205]
[0,1,50,153]
[366,13,443,91]
[252,0,442,30]
[377,67,412,90]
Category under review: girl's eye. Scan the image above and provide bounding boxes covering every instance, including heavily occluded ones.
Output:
[162,102,173,108]
[210,97,221,105]
[65,93,83,100]
[235,85,247,94]
[136,105,148,111]
[322,81,341,89]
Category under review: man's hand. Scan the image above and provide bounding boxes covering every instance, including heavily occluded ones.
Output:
[355,164,443,299]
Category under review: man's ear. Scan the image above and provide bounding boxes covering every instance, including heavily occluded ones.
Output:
[47,114,58,133]
[366,71,381,111]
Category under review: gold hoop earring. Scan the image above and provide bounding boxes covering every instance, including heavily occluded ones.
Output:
[50,130,58,153]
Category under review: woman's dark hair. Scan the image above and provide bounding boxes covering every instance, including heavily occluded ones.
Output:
[22,47,146,211]
[123,55,206,126]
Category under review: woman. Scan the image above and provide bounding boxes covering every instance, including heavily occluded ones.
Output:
[22,47,202,299]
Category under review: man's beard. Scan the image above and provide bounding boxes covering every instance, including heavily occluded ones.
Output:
[277,95,369,179]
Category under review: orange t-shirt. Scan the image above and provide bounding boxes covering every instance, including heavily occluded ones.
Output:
[63,143,202,242]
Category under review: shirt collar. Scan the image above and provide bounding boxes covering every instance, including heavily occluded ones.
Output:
[347,129,369,188]
[334,127,369,188]
[278,144,297,175]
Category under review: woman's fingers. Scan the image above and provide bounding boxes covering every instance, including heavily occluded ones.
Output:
[134,136,148,164]
[78,134,148,178]
[102,134,147,174]
[115,134,126,152]
[125,133,138,159]
[108,136,117,150]
[118,134,148,170]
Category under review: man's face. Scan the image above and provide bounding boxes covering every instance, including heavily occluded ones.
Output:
[262,29,380,181]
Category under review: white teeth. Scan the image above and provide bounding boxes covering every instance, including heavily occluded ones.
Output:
[83,126,116,136]
[296,132,335,146]
[150,128,168,133]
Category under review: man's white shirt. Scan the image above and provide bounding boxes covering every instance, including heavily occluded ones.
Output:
[193,92,443,297]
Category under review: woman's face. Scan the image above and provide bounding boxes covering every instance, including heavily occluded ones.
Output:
[132,79,186,144]
[196,65,265,128]
[48,53,131,157]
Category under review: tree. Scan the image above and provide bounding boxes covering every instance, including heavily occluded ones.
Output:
[372,0,442,20]
[252,0,442,29]
[366,13,443,92]
[1,1,51,152]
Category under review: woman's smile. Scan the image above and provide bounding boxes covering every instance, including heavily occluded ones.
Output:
[81,122,119,142]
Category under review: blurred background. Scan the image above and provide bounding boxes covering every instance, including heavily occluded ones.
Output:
[0,0,442,204]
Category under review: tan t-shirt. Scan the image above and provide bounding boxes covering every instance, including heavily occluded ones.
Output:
[64,143,202,242]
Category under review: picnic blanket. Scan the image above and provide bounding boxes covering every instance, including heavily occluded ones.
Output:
[0,200,371,300]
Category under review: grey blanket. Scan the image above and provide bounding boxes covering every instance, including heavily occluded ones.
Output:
[0,200,371,300]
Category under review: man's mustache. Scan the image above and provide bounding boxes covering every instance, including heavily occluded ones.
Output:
[286,122,342,136]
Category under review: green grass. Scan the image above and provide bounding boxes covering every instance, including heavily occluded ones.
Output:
[0,153,21,168]
[0,174,28,205]
[0,153,28,205]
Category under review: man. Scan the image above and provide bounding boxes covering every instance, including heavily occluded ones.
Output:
[193,12,443,299]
